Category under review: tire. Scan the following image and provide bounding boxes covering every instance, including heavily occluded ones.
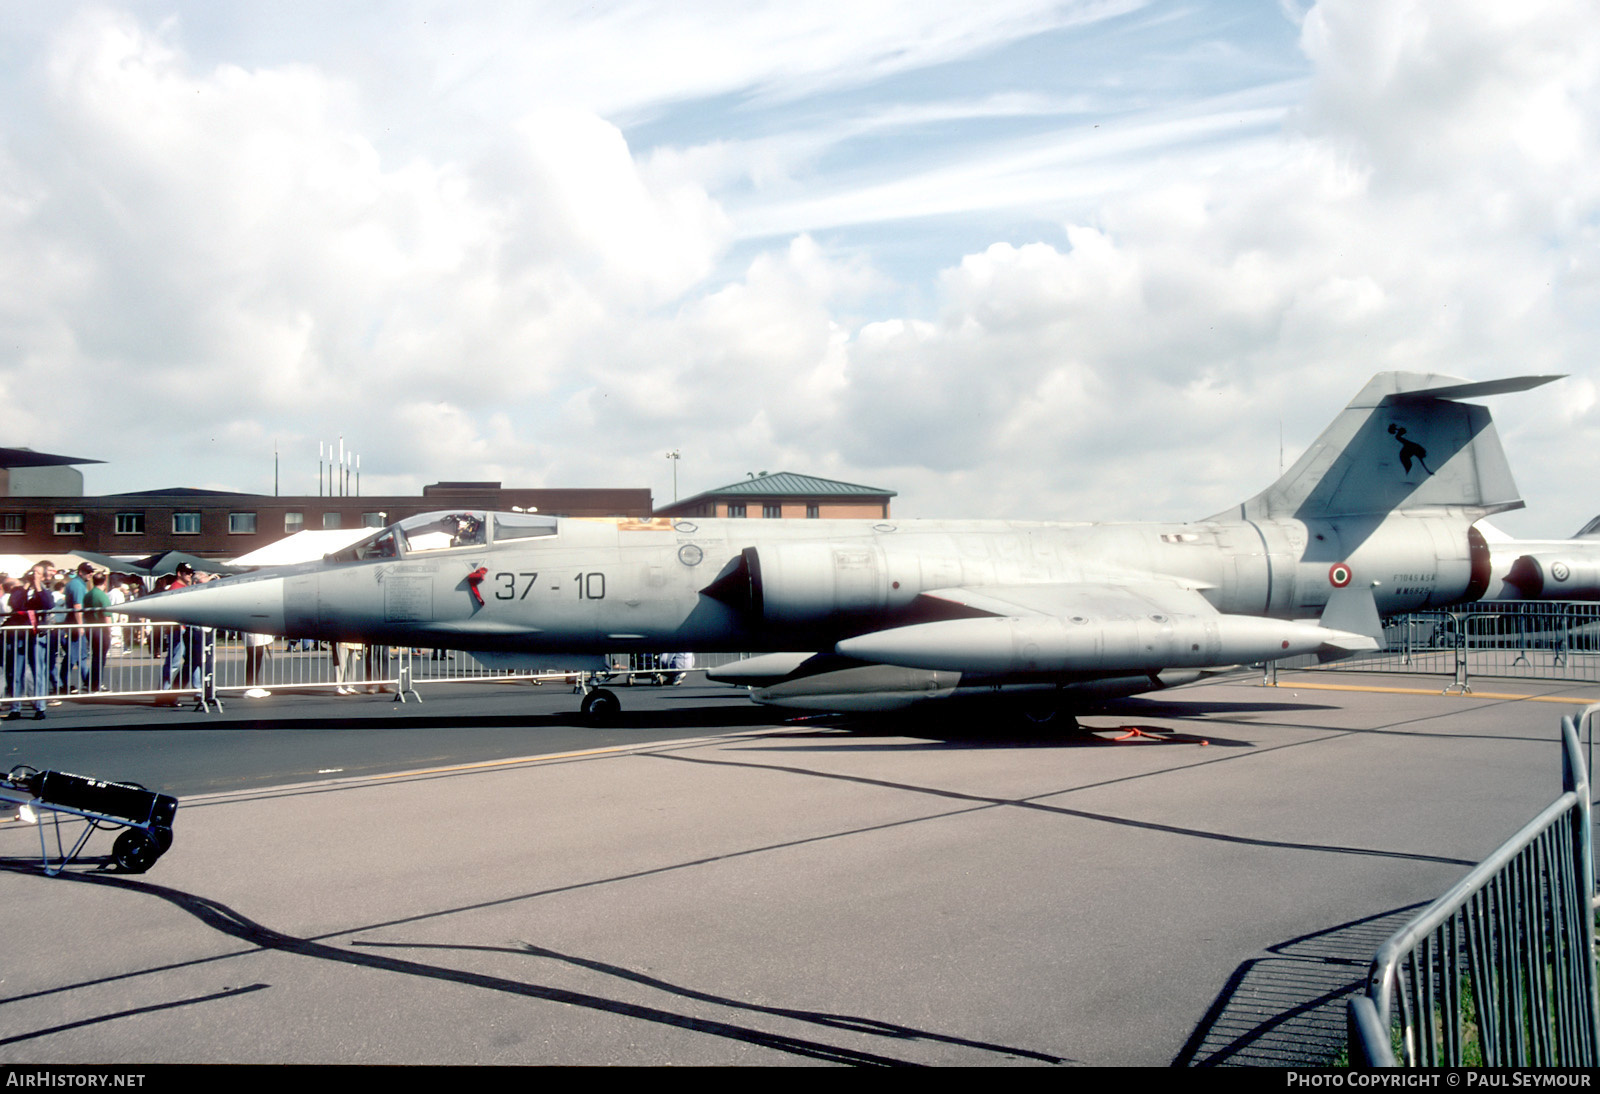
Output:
[112,829,162,873]
[580,688,620,724]
[1018,705,1081,732]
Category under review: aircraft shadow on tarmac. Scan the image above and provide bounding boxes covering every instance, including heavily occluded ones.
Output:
[1171,902,1428,1068]
[750,697,1346,749]
[3,868,1068,1066]
[762,722,1259,750]
[14,690,1333,746]
[1091,696,1340,719]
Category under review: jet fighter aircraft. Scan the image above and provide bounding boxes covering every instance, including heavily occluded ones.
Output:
[124,371,1556,721]
[1475,517,1600,600]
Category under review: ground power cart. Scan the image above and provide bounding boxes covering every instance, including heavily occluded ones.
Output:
[0,765,177,875]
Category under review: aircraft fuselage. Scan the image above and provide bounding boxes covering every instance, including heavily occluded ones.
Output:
[224,510,1486,653]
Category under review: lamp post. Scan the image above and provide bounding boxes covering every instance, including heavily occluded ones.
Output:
[666,449,680,503]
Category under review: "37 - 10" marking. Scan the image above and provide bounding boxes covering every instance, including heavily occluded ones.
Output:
[492,572,606,600]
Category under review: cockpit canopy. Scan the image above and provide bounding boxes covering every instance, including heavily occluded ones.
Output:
[327,510,558,563]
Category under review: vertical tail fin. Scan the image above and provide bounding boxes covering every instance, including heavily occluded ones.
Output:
[1210,372,1559,523]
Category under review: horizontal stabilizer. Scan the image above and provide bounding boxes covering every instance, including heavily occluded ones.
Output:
[1390,376,1563,401]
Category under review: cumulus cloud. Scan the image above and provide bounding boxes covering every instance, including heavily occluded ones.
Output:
[0,0,1594,538]
[806,0,1600,528]
[0,8,730,489]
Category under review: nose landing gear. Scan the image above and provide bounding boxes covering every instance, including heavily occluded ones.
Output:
[579,686,620,724]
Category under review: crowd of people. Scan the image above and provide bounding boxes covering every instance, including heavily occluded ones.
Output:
[0,560,665,712]
[0,559,216,717]
[0,559,397,711]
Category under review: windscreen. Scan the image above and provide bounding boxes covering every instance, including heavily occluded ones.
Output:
[327,510,552,562]
[397,511,489,552]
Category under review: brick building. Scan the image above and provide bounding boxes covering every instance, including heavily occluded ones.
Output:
[0,447,896,563]
[653,471,894,521]
[0,481,652,561]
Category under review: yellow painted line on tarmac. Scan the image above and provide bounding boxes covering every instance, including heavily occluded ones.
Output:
[1265,680,1595,705]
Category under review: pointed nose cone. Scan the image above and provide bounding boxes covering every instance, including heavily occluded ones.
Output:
[125,576,287,635]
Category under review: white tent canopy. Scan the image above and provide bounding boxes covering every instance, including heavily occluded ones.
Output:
[227,528,371,567]
[0,553,102,578]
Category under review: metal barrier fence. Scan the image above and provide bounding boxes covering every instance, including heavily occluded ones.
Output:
[0,622,748,710]
[1346,708,1600,1067]
[1276,601,1600,689]
[7,601,1596,710]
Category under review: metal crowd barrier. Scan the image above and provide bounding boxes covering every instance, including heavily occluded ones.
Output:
[1279,601,1600,689]
[1346,708,1600,1067]
[0,622,743,710]
[7,603,1599,710]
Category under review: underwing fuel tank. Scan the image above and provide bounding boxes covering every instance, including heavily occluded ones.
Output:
[755,661,961,712]
[710,653,1213,713]
[706,652,961,707]
[834,613,1373,673]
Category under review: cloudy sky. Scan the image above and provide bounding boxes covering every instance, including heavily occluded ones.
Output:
[1,0,1595,534]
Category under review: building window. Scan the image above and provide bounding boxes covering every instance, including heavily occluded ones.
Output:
[363,512,387,528]
[228,512,257,534]
[115,513,145,535]
[0,513,23,535]
[173,512,201,535]
[762,504,782,519]
[284,512,304,533]
[806,505,819,519]
[54,513,84,536]
[323,512,342,529]
[727,504,746,518]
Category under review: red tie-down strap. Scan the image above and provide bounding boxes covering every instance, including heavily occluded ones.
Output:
[466,566,488,606]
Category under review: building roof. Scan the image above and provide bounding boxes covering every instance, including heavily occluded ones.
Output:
[0,447,103,469]
[679,471,895,503]
[108,487,255,497]
[694,473,896,499]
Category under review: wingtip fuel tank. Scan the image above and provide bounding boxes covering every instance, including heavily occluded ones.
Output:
[833,613,1375,674]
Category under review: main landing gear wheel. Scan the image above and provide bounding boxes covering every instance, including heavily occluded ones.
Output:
[1019,705,1080,732]
[112,829,162,873]
[581,688,620,724]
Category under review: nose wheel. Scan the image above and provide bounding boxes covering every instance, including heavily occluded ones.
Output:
[580,687,620,724]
